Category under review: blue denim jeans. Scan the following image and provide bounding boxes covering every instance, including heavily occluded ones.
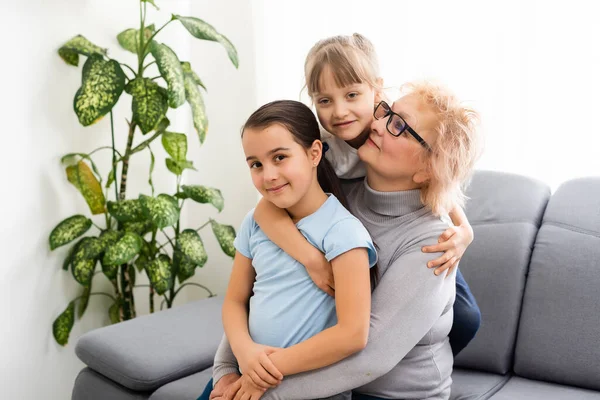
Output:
[450,268,481,356]
[197,378,213,400]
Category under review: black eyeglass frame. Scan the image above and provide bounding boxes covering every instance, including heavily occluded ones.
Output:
[374,101,431,151]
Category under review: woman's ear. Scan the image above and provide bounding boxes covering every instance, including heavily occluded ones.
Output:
[413,169,430,185]
[309,140,323,166]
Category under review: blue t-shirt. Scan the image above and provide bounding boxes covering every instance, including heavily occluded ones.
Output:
[234,195,377,349]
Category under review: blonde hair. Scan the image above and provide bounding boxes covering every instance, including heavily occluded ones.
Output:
[403,81,482,215]
[304,33,381,97]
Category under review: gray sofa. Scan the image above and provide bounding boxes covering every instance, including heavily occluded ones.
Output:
[71,170,600,400]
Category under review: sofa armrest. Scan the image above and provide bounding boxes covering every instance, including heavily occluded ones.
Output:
[75,295,224,392]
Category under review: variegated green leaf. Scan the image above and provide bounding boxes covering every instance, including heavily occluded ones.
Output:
[58,35,107,66]
[108,298,121,324]
[211,220,236,258]
[174,250,196,284]
[181,61,206,91]
[174,15,239,68]
[74,55,126,126]
[107,199,145,222]
[123,220,154,236]
[102,232,143,266]
[78,284,91,319]
[135,241,153,272]
[150,42,185,108]
[177,229,208,266]
[180,185,224,212]
[117,24,155,55]
[165,158,195,175]
[71,237,102,286]
[53,301,75,346]
[98,230,123,249]
[139,194,179,229]
[49,215,92,250]
[145,254,173,295]
[184,72,208,144]
[62,238,85,271]
[66,160,106,215]
[98,230,123,279]
[161,131,187,161]
[125,78,168,134]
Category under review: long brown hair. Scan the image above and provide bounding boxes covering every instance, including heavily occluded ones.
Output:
[242,100,349,209]
[242,100,379,289]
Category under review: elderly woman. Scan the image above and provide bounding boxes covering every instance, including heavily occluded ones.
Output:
[211,81,481,400]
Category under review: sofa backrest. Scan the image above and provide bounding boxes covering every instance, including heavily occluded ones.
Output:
[513,177,600,391]
[454,170,550,374]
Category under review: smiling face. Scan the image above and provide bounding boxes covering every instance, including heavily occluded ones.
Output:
[358,93,438,191]
[243,123,318,211]
[312,65,381,146]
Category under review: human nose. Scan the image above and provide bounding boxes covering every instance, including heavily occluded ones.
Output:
[371,116,386,137]
[262,163,279,182]
[333,102,349,119]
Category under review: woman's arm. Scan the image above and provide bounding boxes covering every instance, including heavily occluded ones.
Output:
[267,248,371,375]
[260,245,456,400]
[254,197,335,296]
[222,251,283,388]
[422,204,474,275]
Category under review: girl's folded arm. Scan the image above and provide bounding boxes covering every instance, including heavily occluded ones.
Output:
[254,197,334,296]
[267,247,371,376]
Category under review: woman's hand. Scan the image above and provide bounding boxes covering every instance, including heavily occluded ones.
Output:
[210,373,241,399]
[237,343,283,389]
[422,224,474,276]
[220,374,267,400]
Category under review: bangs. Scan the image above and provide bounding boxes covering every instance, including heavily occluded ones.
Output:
[307,47,375,96]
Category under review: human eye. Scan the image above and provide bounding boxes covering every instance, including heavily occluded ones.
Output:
[392,117,406,135]
[317,98,330,105]
[249,161,262,169]
[347,92,359,99]
[274,154,287,162]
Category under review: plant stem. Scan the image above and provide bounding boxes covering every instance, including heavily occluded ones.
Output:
[120,63,137,78]
[140,20,174,66]
[91,222,103,231]
[128,129,164,156]
[88,146,123,159]
[149,76,162,81]
[143,61,156,70]
[195,220,211,233]
[149,286,155,313]
[173,282,215,299]
[89,292,116,302]
[110,111,119,202]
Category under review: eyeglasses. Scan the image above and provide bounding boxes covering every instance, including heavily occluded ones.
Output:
[373,101,431,151]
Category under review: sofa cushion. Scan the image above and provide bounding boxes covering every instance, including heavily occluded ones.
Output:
[149,367,213,400]
[450,368,509,400]
[72,367,151,400]
[514,177,600,391]
[454,171,550,374]
[76,296,224,391]
[488,377,600,400]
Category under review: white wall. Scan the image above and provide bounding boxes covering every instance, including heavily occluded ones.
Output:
[1,0,257,398]
[252,0,600,190]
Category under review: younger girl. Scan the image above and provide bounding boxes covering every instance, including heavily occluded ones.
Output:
[198,100,377,400]
[253,33,481,358]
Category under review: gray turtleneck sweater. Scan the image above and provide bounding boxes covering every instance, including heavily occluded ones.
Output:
[213,179,456,400]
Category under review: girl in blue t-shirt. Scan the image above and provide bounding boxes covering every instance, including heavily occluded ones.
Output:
[198,100,377,400]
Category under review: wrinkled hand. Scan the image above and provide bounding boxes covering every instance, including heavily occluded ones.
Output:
[422,224,474,277]
[220,374,267,400]
[306,253,335,297]
[210,373,241,399]
[238,343,283,390]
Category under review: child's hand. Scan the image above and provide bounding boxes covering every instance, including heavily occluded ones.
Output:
[238,343,283,390]
[422,224,474,276]
[306,252,335,297]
